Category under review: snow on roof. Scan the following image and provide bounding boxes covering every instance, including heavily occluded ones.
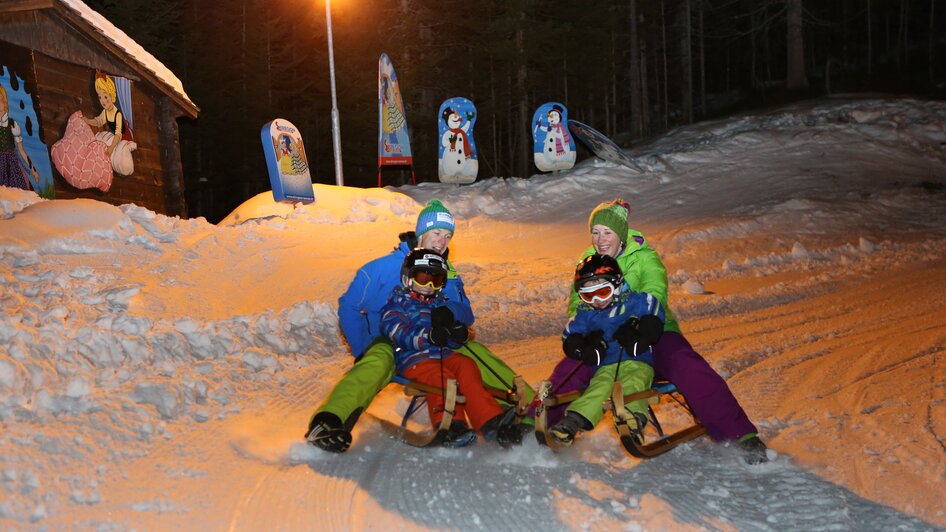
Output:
[57,0,197,113]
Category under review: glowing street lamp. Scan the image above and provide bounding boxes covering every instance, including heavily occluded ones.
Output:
[325,0,344,186]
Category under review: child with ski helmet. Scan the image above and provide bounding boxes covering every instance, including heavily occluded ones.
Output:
[380,248,515,446]
[568,198,769,464]
[545,253,665,447]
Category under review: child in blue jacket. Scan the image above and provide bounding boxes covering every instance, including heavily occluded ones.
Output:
[547,253,665,446]
[381,249,511,445]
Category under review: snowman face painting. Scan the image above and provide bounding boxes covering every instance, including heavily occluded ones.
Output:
[545,109,565,155]
[548,109,561,127]
[543,106,572,161]
[437,98,478,182]
[441,107,471,165]
[447,109,463,134]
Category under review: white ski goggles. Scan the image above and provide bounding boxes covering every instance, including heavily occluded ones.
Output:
[578,281,619,303]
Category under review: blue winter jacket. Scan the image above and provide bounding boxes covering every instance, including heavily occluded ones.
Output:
[563,285,665,367]
[337,238,474,358]
[380,286,470,374]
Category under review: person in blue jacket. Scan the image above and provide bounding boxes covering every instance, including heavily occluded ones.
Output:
[306,200,530,452]
[548,253,665,446]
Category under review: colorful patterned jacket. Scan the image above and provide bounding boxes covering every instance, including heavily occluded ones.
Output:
[380,286,470,374]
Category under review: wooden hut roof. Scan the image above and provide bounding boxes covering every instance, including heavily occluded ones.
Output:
[0,0,198,118]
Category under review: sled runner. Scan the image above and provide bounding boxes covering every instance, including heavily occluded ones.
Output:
[534,379,706,458]
[368,377,463,448]
[371,375,531,448]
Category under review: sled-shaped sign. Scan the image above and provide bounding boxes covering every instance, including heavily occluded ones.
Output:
[437,97,478,184]
[532,102,576,172]
[260,118,315,203]
[568,120,643,173]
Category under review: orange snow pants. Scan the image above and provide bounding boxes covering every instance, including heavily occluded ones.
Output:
[402,354,504,431]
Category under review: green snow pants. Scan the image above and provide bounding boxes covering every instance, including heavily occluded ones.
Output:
[312,338,533,428]
[566,360,654,428]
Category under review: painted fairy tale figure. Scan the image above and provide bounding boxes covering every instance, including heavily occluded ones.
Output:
[277,134,308,176]
[380,73,406,146]
[0,85,38,190]
[52,72,138,192]
[84,73,136,176]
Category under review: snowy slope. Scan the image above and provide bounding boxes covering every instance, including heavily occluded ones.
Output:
[1,97,945,530]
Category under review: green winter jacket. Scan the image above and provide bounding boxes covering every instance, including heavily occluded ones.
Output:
[567,228,681,334]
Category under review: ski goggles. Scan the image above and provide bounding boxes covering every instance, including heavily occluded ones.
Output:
[578,281,617,303]
[410,268,447,289]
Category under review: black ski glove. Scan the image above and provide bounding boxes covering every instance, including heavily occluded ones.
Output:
[616,315,664,353]
[429,326,451,346]
[563,333,585,360]
[636,314,664,352]
[448,321,469,344]
[580,330,607,367]
[431,306,455,328]
[614,317,641,350]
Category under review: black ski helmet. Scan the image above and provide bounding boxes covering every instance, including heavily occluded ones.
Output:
[574,253,623,290]
[401,248,448,288]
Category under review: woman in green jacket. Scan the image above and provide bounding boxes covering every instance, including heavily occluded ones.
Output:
[552,199,768,463]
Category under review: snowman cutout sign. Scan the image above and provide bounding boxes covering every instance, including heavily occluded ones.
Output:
[437,97,478,184]
[532,102,576,172]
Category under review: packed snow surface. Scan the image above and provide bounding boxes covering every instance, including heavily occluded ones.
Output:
[2,97,945,530]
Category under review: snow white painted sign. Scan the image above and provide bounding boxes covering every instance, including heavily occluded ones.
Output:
[532,102,576,172]
[437,97,478,184]
[260,118,314,203]
[568,120,643,173]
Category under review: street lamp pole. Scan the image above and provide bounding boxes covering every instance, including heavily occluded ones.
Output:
[325,0,344,186]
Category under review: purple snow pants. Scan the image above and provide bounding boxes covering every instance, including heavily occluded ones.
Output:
[651,331,757,441]
[542,331,757,441]
[538,357,596,428]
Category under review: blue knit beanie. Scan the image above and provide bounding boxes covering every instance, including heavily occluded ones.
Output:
[415,200,455,238]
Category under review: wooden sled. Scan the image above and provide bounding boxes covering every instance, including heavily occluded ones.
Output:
[534,379,706,458]
[371,375,530,448]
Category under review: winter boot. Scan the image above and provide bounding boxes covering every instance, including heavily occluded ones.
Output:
[480,406,517,442]
[495,422,530,447]
[441,421,477,448]
[305,412,352,453]
[738,434,769,464]
[620,411,649,446]
[549,411,589,447]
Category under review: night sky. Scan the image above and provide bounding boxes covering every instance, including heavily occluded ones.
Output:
[87,0,945,222]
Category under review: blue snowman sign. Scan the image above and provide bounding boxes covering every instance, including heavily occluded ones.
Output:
[532,102,576,172]
[437,97,478,184]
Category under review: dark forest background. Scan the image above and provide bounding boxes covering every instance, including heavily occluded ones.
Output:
[86,0,945,223]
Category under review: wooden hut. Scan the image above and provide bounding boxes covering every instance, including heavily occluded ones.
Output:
[0,0,198,216]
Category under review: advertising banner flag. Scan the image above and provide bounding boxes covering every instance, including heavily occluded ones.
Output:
[378,53,412,170]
